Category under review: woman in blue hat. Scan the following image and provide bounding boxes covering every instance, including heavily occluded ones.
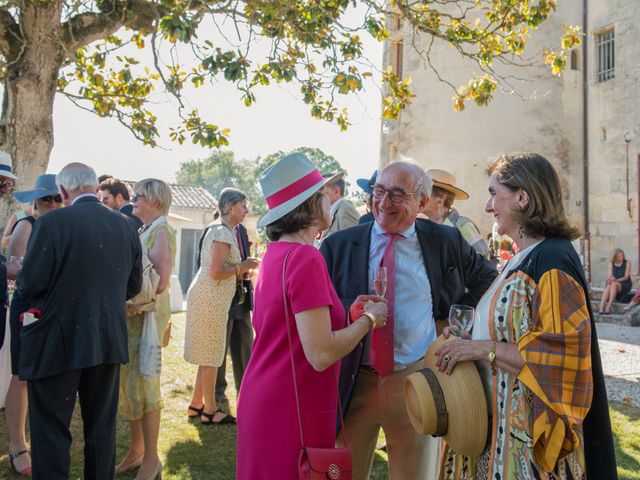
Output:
[5,173,62,476]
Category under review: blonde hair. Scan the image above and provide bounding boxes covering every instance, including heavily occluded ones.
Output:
[134,178,172,216]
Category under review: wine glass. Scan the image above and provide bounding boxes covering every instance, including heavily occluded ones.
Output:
[374,267,387,297]
[448,304,475,337]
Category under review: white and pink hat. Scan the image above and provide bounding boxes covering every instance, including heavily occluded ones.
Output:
[257,152,341,228]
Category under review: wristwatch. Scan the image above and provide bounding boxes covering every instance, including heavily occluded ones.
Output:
[488,341,497,376]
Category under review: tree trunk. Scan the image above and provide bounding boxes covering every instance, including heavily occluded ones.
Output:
[0,1,63,222]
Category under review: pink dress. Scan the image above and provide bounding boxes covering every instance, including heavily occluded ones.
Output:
[237,242,345,479]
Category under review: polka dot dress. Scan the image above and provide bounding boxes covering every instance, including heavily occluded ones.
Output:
[184,223,240,367]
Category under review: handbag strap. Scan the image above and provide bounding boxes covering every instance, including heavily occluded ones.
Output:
[281,248,349,449]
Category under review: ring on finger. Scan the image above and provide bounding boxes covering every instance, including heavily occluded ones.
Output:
[443,354,450,363]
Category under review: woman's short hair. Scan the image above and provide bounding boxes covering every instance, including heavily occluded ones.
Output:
[218,188,247,217]
[610,248,625,264]
[265,191,325,241]
[486,152,581,241]
[134,178,172,216]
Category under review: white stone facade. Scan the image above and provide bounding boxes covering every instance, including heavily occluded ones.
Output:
[380,1,640,285]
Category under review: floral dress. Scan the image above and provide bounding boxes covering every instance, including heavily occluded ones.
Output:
[119,219,176,420]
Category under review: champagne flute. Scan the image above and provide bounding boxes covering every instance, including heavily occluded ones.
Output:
[374,267,387,298]
[448,304,475,337]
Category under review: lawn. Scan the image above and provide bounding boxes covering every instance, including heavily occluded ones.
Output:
[0,312,636,479]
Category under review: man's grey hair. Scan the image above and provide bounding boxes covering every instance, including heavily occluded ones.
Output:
[378,159,433,196]
[56,162,98,192]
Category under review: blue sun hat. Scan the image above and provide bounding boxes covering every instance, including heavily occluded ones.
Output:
[356,170,378,195]
[13,174,59,203]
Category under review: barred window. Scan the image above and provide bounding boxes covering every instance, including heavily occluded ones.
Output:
[595,28,615,83]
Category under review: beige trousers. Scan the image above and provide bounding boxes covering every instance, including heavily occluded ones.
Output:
[337,361,441,480]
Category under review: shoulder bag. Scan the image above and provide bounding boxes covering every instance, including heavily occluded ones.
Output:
[282,249,352,480]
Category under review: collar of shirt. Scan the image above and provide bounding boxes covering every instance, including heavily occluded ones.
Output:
[365,220,435,369]
[72,193,98,205]
[329,197,343,218]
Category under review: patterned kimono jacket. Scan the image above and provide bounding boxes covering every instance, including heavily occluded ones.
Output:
[442,238,617,480]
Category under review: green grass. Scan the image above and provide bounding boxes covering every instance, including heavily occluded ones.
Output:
[0,312,637,479]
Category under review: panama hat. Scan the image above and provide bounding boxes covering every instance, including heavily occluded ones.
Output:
[403,335,488,457]
[13,174,59,203]
[356,170,378,195]
[0,151,17,180]
[427,169,469,200]
[257,152,341,228]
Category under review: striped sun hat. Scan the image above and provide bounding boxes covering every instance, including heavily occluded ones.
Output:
[257,152,341,228]
[0,151,17,180]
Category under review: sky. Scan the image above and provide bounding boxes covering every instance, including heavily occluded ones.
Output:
[48,14,384,193]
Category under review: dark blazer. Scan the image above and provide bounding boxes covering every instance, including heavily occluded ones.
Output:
[197,222,254,311]
[18,196,143,380]
[320,219,497,419]
[119,203,144,230]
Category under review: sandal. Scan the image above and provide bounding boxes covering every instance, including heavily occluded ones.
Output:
[187,404,204,419]
[201,408,236,425]
[9,450,32,476]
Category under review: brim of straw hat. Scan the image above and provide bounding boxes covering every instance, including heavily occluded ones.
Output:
[403,335,488,457]
[14,187,60,203]
[431,180,469,201]
[257,172,342,228]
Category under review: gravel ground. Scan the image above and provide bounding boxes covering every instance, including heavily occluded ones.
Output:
[594,323,640,407]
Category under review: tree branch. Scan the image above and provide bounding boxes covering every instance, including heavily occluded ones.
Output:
[61,0,166,55]
[0,8,22,60]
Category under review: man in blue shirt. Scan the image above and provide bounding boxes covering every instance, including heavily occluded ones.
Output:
[320,161,496,480]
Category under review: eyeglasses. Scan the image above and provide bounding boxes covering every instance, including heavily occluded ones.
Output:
[372,184,419,204]
[133,193,145,202]
[38,195,63,203]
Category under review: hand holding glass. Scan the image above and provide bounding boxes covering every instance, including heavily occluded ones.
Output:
[374,267,387,298]
[448,304,475,337]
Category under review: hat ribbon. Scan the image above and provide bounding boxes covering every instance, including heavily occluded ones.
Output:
[420,368,449,436]
[0,163,12,174]
[265,169,323,209]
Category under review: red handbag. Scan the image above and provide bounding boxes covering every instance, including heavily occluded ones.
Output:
[282,250,352,480]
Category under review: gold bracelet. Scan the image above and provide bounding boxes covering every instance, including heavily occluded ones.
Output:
[235,265,240,277]
[361,311,377,331]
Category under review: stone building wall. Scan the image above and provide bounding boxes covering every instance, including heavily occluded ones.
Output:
[380,1,639,285]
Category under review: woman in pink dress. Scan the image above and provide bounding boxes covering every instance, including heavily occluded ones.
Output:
[237,153,388,479]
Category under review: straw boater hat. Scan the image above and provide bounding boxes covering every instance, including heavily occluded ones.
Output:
[404,336,488,457]
[0,151,17,180]
[257,152,342,228]
[13,174,59,203]
[427,169,469,201]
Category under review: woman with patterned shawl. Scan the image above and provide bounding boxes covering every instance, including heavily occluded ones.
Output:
[435,153,617,480]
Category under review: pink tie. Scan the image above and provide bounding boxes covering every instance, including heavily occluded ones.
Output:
[373,233,402,376]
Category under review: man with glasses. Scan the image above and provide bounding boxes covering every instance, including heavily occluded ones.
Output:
[320,161,496,480]
[0,151,20,350]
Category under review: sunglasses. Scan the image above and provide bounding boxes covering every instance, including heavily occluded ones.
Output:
[38,195,63,203]
[0,179,14,190]
[133,193,146,202]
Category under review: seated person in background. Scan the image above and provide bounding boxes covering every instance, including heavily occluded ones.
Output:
[599,248,631,314]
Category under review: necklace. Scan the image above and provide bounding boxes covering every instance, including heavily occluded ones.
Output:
[294,232,311,245]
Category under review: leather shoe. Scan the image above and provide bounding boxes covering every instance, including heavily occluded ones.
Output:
[115,454,143,474]
[135,461,162,480]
